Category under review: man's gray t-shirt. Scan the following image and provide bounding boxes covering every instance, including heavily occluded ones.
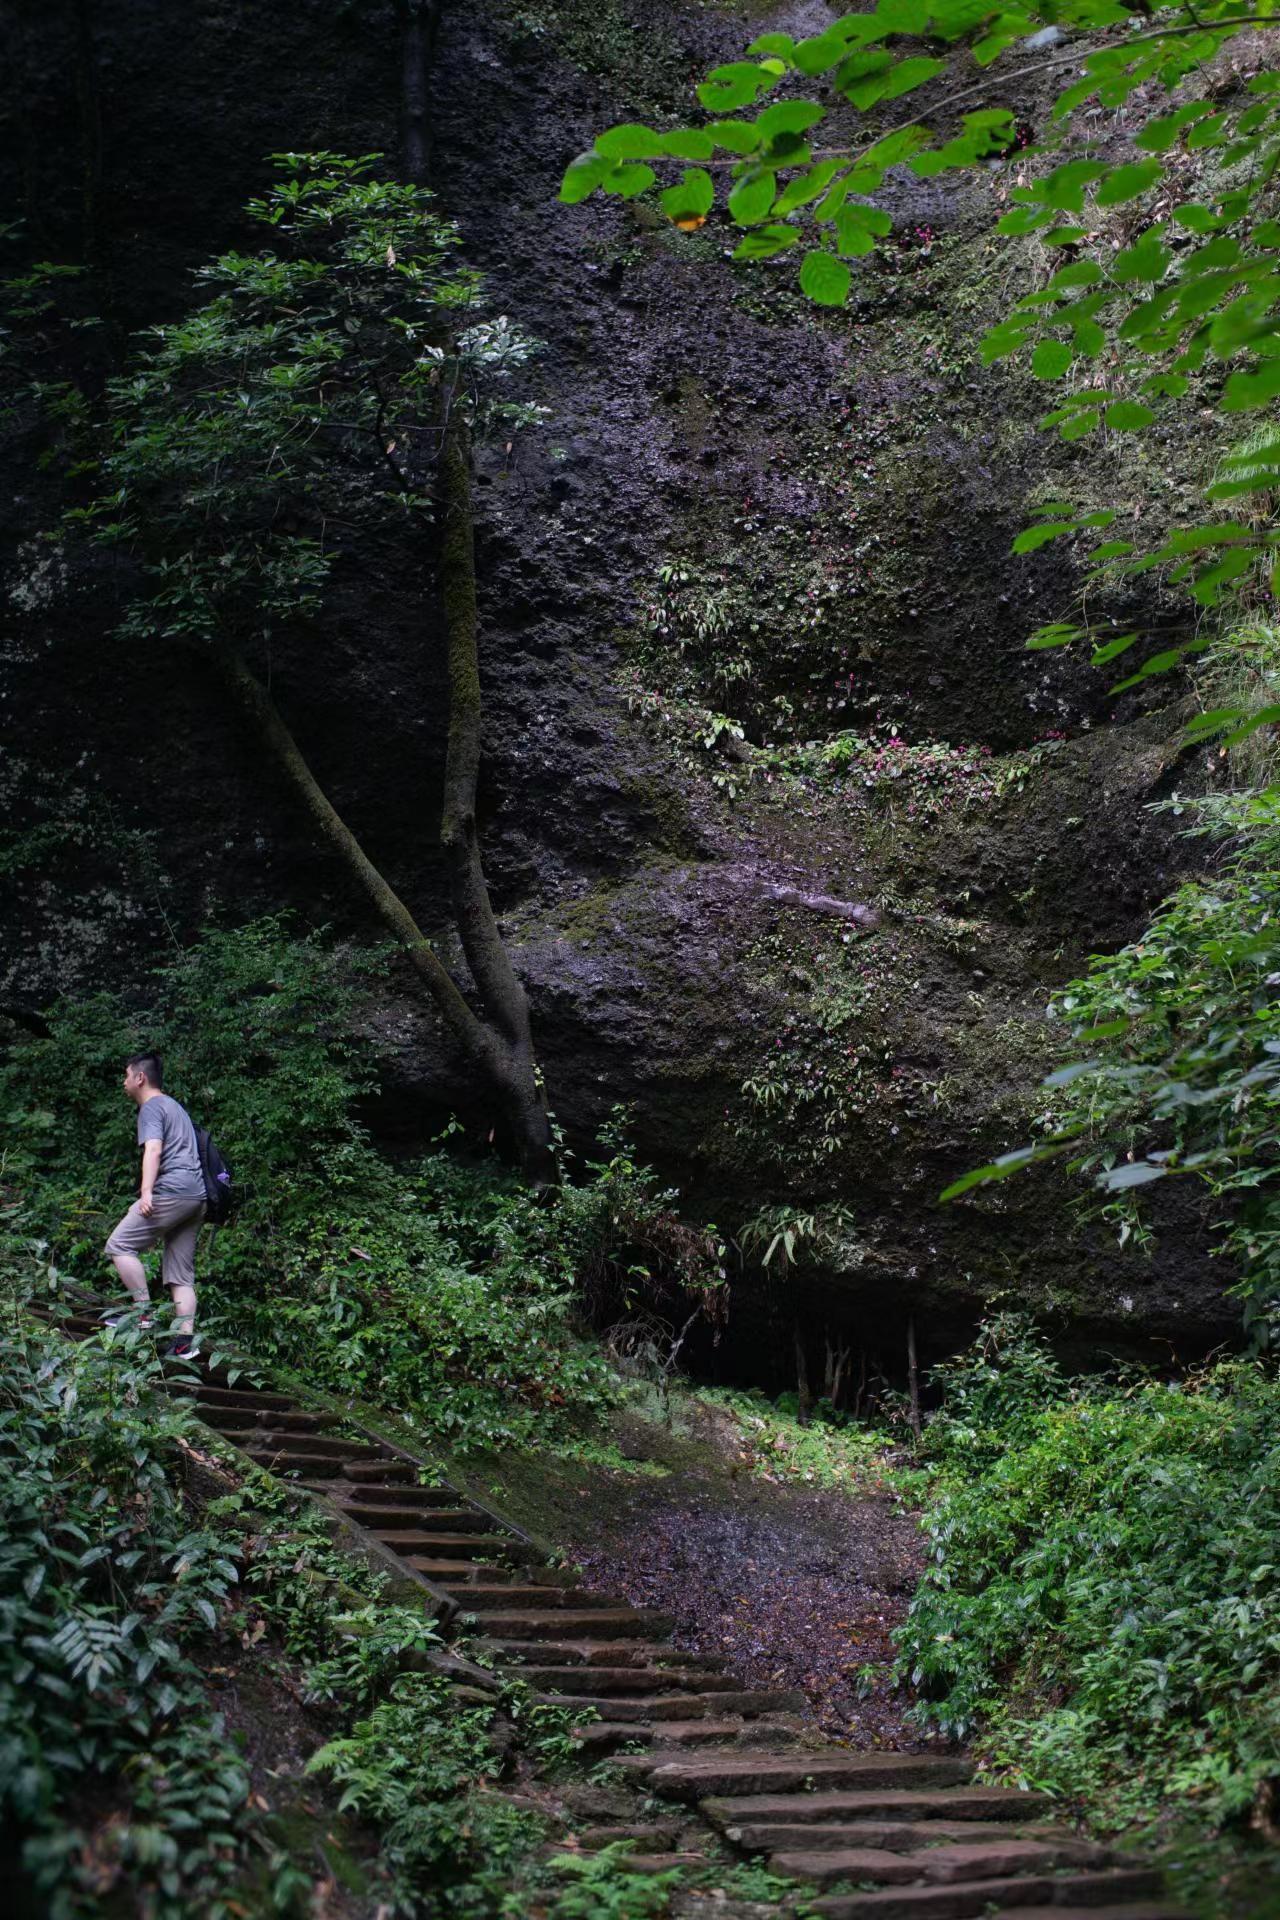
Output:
[138,1094,205,1198]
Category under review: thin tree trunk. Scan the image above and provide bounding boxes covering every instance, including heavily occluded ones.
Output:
[213,648,497,1076]
[73,0,104,263]
[907,1315,922,1440]
[439,421,555,1184]
[794,1320,812,1427]
[398,0,439,186]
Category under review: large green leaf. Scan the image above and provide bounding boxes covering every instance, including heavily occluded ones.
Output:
[798,250,852,306]
[697,62,777,112]
[595,124,663,160]
[559,153,608,205]
[660,169,715,227]
[1096,160,1164,206]
[728,171,778,227]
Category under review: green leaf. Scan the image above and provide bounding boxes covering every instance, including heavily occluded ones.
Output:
[774,161,845,216]
[1012,520,1076,554]
[940,1140,1069,1202]
[1026,622,1084,650]
[708,120,762,154]
[746,32,796,61]
[733,225,800,260]
[659,168,715,227]
[697,63,777,112]
[1187,112,1231,151]
[1032,340,1073,380]
[1048,261,1104,291]
[1033,160,1110,213]
[1114,235,1171,282]
[877,56,947,102]
[1189,546,1255,603]
[595,123,663,160]
[600,162,655,199]
[834,211,876,257]
[1104,400,1155,431]
[1090,628,1139,662]
[1135,102,1216,152]
[559,152,608,205]
[728,171,777,227]
[794,30,860,76]
[1060,409,1100,441]
[798,250,852,306]
[1100,1160,1168,1190]
[1223,360,1280,410]
[660,129,716,161]
[756,100,825,141]
[837,202,892,236]
[1095,160,1163,207]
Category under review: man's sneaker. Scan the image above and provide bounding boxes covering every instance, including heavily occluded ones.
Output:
[104,1309,153,1330]
[164,1335,200,1361]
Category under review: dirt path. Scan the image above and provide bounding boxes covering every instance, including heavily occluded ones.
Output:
[536,1399,930,1748]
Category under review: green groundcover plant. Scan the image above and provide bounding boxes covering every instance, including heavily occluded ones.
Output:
[896,1314,1280,1896]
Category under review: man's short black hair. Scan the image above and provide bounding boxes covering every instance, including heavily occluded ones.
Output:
[126,1052,164,1089]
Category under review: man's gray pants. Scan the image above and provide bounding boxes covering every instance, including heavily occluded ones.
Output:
[105,1194,206,1291]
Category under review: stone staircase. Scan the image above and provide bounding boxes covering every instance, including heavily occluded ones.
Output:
[49,1303,1187,1918]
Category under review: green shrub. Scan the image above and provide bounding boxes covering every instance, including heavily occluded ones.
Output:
[897,1317,1280,1842]
[0,919,730,1452]
[0,1246,256,1918]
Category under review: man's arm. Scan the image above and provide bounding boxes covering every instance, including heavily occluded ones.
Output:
[140,1138,162,1215]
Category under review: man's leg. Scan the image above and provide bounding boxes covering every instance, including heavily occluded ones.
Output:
[159,1200,205,1338]
[105,1204,159,1309]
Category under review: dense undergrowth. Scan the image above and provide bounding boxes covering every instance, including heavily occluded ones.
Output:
[894,1314,1280,1915]
[0,1236,591,1918]
[0,917,719,1453]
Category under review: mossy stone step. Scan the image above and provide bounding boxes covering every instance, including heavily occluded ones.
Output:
[645,1753,971,1802]
[406,1558,521,1581]
[573,1719,750,1753]
[809,1865,1166,1919]
[550,1851,714,1875]
[347,1504,492,1531]
[574,1824,687,1851]
[483,1639,724,1670]
[718,1820,1051,1854]
[374,1531,516,1556]
[773,1836,1113,1888]
[227,1430,384,1461]
[998,1908,1187,1918]
[517,1664,740,1695]
[477,1609,675,1641]
[701,1788,1053,1831]
[445,1584,626,1611]
[239,1448,365,1475]
[335,1461,417,1484]
[178,1382,295,1410]
[339,1481,462,1505]
[198,1404,334,1433]
[541,1689,804,1723]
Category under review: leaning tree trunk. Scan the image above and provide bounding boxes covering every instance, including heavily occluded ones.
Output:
[438,417,555,1185]
[212,646,554,1184]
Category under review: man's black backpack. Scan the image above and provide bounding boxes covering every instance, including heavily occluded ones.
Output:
[194,1126,235,1226]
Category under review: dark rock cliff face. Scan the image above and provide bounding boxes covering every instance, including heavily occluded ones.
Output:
[0,0,1234,1379]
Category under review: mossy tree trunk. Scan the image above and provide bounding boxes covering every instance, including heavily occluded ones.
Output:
[213,636,554,1186]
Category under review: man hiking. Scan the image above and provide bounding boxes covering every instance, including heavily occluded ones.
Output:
[105,1053,205,1358]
